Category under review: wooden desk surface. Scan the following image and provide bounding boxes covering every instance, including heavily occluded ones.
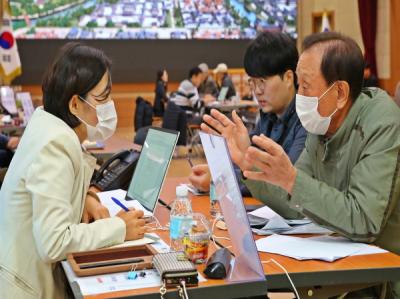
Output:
[159,178,400,286]
[72,177,400,299]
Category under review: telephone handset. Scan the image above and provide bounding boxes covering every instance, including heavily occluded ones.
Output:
[92,149,140,191]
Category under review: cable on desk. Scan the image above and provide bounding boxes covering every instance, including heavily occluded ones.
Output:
[145,215,169,232]
[262,258,300,299]
[211,216,232,250]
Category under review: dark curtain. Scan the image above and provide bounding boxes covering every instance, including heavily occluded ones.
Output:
[358,0,378,76]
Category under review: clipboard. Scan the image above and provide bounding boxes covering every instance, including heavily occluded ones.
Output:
[67,244,158,277]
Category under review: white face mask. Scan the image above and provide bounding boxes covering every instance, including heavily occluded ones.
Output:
[295,83,338,135]
[76,97,117,141]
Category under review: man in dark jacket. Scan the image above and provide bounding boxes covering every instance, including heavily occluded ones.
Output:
[189,32,306,193]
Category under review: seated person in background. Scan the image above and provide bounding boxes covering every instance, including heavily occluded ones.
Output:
[198,62,219,101]
[171,66,203,111]
[214,63,236,100]
[0,43,146,299]
[241,81,254,101]
[363,62,378,88]
[0,134,19,168]
[203,32,400,298]
[189,32,306,194]
[153,69,169,117]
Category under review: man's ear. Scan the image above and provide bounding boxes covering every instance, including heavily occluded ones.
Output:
[283,70,294,89]
[69,95,81,116]
[336,81,350,109]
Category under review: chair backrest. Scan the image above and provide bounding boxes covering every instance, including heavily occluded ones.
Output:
[162,101,187,145]
[134,97,153,131]
[395,82,400,107]
[134,126,151,146]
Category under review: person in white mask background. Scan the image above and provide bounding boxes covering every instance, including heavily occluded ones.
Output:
[201,32,400,298]
[0,43,146,299]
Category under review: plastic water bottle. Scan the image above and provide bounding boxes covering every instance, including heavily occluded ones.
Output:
[170,186,193,251]
[209,180,220,218]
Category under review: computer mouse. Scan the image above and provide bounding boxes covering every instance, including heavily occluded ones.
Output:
[203,248,231,279]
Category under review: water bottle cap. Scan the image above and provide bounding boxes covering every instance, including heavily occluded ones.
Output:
[176,185,188,197]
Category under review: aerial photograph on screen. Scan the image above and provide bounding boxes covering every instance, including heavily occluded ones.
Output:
[10,0,297,39]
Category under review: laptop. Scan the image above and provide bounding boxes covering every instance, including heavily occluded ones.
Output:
[199,131,266,283]
[217,86,229,101]
[125,127,179,215]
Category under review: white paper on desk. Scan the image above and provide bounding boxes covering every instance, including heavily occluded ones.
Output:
[256,235,386,262]
[110,233,159,249]
[248,205,279,220]
[97,189,152,217]
[62,242,207,296]
[253,222,333,235]
[181,183,209,196]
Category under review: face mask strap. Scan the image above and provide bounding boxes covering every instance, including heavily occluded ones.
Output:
[78,95,96,110]
[318,82,337,102]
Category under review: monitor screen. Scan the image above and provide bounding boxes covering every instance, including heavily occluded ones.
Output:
[126,128,178,211]
[199,131,265,283]
[217,86,229,101]
[10,0,297,40]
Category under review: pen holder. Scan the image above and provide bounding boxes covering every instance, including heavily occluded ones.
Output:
[67,244,158,277]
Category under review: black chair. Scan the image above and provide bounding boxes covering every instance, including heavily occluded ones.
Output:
[162,101,187,146]
[134,126,152,146]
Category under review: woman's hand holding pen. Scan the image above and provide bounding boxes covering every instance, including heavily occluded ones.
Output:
[117,209,146,241]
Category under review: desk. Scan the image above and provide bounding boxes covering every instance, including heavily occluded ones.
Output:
[88,136,141,161]
[65,177,400,299]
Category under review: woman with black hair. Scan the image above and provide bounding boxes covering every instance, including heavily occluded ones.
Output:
[0,43,146,298]
[153,69,169,116]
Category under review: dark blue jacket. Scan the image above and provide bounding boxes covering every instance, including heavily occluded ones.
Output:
[250,97,306,163]
[0,134,8,150]
[236,97,306,196]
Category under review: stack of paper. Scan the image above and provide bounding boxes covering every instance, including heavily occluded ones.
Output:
[247,206,332,235]
[256,235,387,262]
[97,189,152,217]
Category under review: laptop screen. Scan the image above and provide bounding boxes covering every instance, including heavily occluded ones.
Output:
[126,128,179,212]
[217,86,229,101]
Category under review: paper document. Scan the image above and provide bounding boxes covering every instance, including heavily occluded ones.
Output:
[256,235,387,262]
[248,205,279,220]
[97,189,152,217]
[110,233,159,249]
[181,183,209,196]
[62,237,206,296]
[248,205,331,235]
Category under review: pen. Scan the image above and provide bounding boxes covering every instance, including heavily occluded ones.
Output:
[111,197,129,212]
[187,157,194,168]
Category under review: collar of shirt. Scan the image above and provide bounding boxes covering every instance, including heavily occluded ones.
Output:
[318,92,366,160]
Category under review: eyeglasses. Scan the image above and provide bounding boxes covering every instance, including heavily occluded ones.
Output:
[248,77,268,93]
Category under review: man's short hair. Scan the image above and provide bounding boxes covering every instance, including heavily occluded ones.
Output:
[302,32,364,101]
[244,31,298,84]
[188,66,202,79]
